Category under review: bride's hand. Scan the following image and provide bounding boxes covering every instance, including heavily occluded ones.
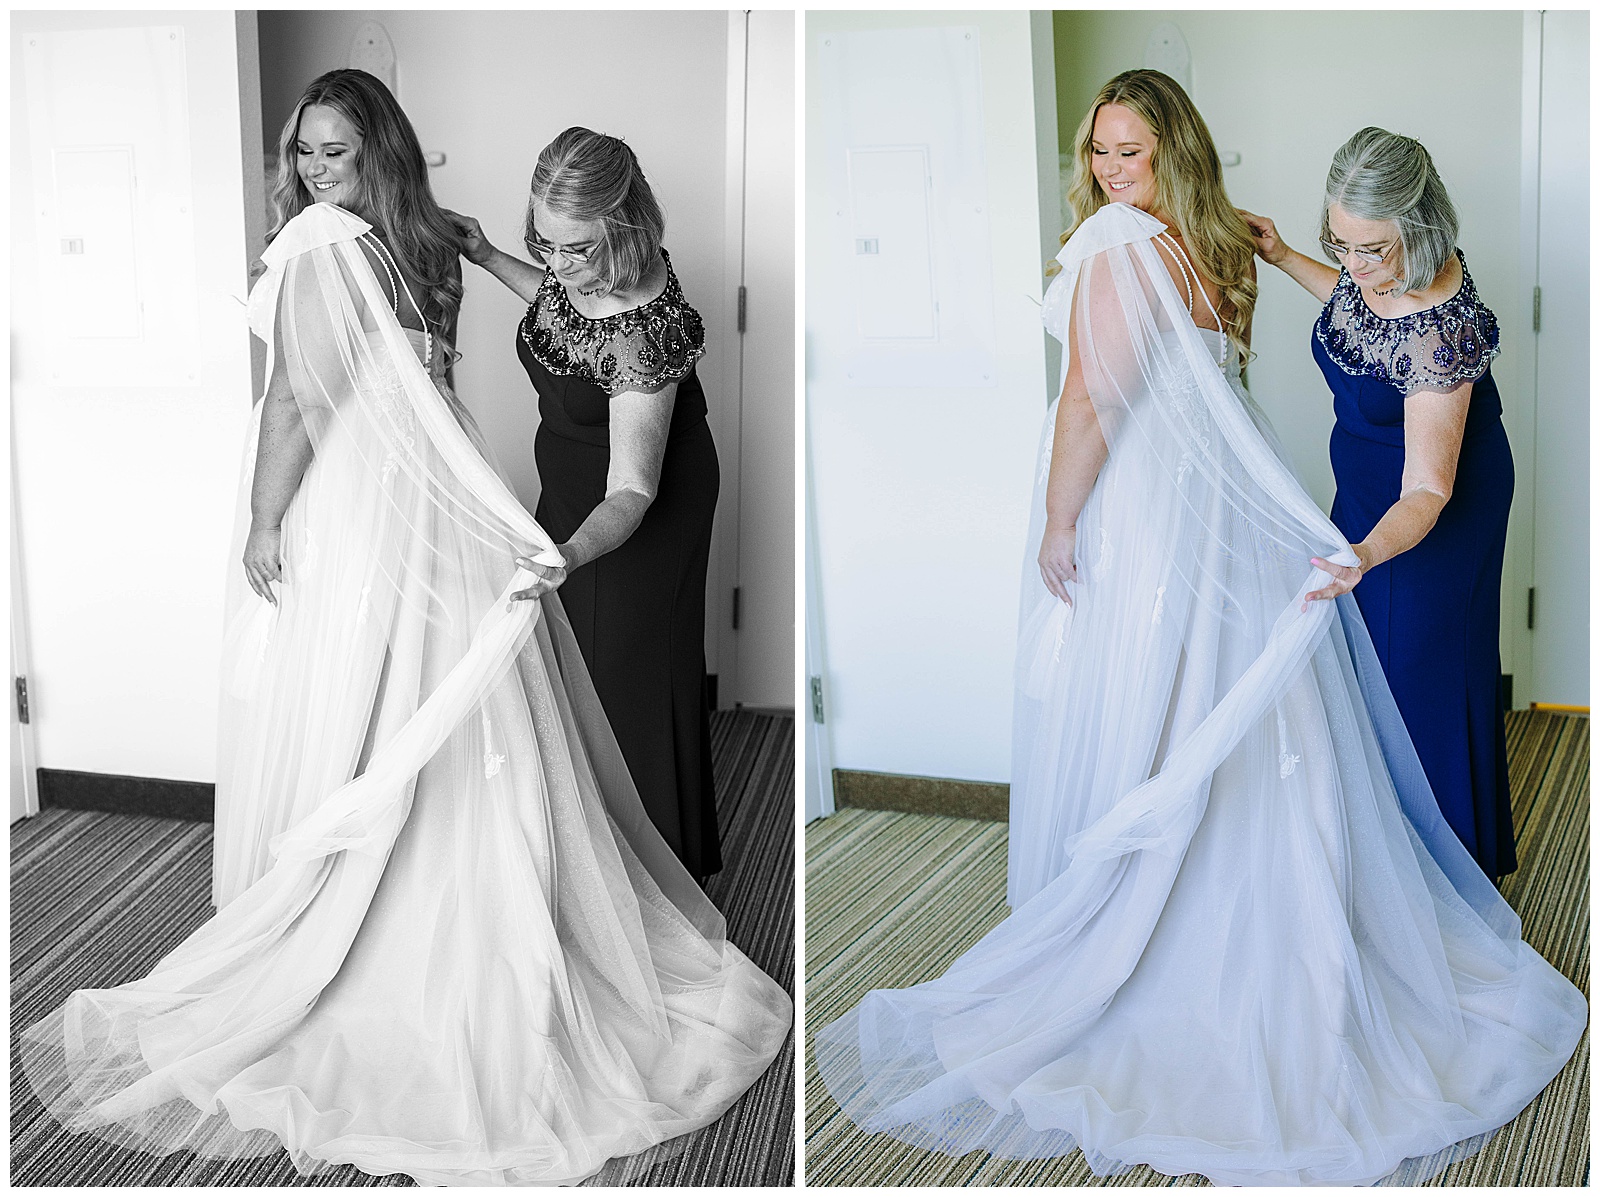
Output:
[1238,209,1289,266]
[243,525,282,606]
[443,209,495,266]
[1303,549,1368,608]
[1038,524,1080,606]
[510,554,568,603]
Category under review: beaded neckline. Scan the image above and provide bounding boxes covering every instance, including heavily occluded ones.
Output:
[1352,255,1465,322]
[519,249,705,397]
[1314,250,1499,396]
[550,249,679,325]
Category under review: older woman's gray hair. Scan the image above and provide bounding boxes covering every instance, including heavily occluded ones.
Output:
[1321,127,1459,295]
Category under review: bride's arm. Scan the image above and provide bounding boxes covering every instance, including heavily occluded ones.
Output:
[242,331,313,606]
[1038,303,1109,607]
[1239,210,1339,303]
[446,209,545,303]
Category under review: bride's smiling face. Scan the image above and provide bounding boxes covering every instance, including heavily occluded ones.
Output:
[296,104,363,210]
[1091,104,1158,213]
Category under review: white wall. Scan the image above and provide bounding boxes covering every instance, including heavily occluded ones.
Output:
[807,10,1054,783]
[257,10,736,676]
[1053,10,1538,696]
[11,10,257,782]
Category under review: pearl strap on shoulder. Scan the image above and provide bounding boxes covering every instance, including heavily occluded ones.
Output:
[361,232,433,370]
[1154,230,1227,368]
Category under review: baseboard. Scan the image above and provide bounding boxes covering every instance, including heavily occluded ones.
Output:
[37,769,215,822]
[833,768,1009,822]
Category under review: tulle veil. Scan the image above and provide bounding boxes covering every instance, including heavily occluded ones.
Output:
[21,202,791,1185]
[813,201,1584,1186]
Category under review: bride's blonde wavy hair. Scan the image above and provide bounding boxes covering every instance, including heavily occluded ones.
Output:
[1057,70,1256,357]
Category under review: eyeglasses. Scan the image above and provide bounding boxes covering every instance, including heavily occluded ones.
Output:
[525,234,597,265]
[1320,238,1396,265]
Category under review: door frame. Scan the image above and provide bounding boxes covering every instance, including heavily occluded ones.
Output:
[10,452,41,823]
[1511,9,1590,708]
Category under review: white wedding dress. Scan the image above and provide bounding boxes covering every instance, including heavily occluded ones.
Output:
[814,203,1584,1186]
[21,203,792,1186]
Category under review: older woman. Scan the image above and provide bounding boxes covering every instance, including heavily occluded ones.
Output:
[453,129,721,879]
[1244,128,1515,880]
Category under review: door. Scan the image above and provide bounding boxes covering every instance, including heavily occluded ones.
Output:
[1529,10,1589,706]
[719,11,796,709]
[11,11,260,783]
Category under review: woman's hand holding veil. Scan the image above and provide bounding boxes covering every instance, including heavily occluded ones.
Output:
[510,554,569,603]
[1304,547,1371,608]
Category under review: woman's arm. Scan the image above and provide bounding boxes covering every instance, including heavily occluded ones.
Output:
[242,334,314,605]
[1038,302,1109,607]
[1306,383,1470,603]
[445,209,545,304]
[510,384,677,601]
[1239,210,1340,304]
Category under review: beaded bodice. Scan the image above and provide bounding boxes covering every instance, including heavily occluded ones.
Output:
[519,251,705,398]
[1314,252,1499,397]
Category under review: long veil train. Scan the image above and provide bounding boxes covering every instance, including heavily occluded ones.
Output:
[22,203,792,1186]
[814,202,1583,1186]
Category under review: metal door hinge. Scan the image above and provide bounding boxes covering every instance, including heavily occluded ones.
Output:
[736,285,747,333]
[1532,285,1541,333]
[809,675,826,724]
[1527,586,1536,631]
[732,586,743,631]
[14,676,28,725]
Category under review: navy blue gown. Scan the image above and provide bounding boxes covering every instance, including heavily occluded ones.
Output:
[516,252,723,877]
[1312,253,1516,879]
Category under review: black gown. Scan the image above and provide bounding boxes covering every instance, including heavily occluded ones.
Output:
[516,252,722,876]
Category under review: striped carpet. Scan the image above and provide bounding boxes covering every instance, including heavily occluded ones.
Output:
[805,710,1590,1187]
[10,709,795,1187]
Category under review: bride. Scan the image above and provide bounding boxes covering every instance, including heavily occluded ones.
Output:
[814,69,1583,1186]
[21,69,791,1186]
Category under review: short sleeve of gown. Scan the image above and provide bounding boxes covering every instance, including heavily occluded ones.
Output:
[591,293,706,397]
